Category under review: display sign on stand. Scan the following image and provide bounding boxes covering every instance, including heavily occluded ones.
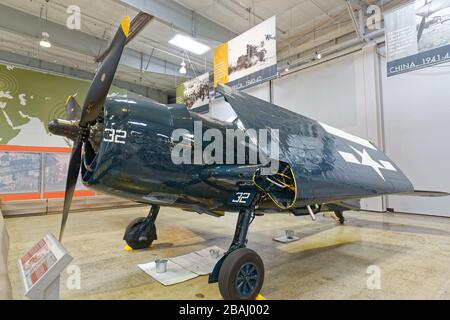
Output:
[18,233,73,300]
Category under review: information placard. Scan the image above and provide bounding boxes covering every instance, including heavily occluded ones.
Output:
[18,234,72,300]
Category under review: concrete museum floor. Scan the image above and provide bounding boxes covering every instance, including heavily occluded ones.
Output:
[5,207,450,300]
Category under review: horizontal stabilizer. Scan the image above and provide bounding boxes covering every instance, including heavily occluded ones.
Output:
[400,190,450,197]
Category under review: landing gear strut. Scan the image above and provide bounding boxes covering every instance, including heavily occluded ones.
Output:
[210,195,264,300]
[124,205,160,250]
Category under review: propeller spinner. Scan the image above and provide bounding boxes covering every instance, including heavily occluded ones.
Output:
[48,16,130,241]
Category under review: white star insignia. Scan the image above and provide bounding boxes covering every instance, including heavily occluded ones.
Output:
[339,146,397,181]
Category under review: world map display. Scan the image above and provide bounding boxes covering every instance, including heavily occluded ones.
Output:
[0,64,124,146]
[0,64,125,196]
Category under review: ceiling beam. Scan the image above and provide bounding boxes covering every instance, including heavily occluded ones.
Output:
[0,49,169,103]
[346,0,363,39]
[119,0,236,43]
[0,3,189,78]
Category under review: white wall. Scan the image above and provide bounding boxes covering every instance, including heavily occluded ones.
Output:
[273,54,359,130]
[380,55,450,216]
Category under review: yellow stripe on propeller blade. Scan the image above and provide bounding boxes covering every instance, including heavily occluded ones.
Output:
[121,16,130,37]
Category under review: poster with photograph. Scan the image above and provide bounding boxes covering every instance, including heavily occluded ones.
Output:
[385,0,450,76]
[0,152,40,194]
[214,16,277,90]
[44,153,86,192]
[182,72,211,113]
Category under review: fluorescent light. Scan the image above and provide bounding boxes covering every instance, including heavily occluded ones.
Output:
[40,40,51,48]
[40,32,51,48]
[169,34,210,55]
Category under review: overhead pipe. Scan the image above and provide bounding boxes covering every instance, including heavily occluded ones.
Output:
[280,28,385,76]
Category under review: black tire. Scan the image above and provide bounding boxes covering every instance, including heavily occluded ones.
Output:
[124,217,156,250]
[218,248,264,300]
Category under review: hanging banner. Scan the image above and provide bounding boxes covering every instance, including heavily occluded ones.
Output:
[385,0,450,77]
[214,43,229,88]
[176,82,185,104]
[176,72,211,114]
[214,16,277,90]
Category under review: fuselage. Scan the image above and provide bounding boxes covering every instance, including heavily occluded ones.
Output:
[80,94,414,216]
[80,96,263,214]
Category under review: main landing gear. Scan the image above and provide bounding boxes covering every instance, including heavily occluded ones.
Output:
[209,195,264,300]
[124,205,160,250]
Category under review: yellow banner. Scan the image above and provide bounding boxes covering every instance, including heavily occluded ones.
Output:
[214,42,229,88]
[176,82,185,104]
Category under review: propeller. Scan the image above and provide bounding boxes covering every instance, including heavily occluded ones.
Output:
[48,16,130,242]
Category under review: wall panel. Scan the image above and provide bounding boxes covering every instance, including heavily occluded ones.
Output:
[381,55,450,216]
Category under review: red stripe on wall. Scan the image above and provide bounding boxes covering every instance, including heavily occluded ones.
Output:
[44,190,95,199]
[0,193,41,201]
[0,191,95,202]
[0,145,72,153]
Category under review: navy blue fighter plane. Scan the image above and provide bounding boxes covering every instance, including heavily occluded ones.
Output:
[48,16,448,300]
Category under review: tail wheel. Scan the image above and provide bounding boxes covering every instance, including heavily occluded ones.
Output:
[218,248,264,300]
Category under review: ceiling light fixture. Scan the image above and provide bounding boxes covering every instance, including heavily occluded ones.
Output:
[169,34,210,55]
[39,3,51,48]
[40,32,52,48]
[316,52,322,60]
[284,62,290,72]
[179,60,187,74]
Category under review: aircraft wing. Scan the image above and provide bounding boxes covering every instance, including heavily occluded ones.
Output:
[399,190,450,197]
[217,85,415,205]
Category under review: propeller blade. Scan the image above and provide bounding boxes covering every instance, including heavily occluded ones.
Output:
[65,96,82,121]
[59,140,83,241]
[79,16,130,127]
[57,16,130,241]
